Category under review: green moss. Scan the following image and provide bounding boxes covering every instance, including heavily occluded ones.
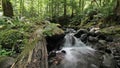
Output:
[43,23,64,36]
[100,26,120,35]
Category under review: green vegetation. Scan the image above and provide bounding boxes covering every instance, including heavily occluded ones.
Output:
[0,17,29,56]
[43,23,64,36]
[0,16,63,57]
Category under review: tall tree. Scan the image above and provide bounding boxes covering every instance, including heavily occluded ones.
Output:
[64,0,67,17]
[2,0,14,17]
[114,0,120,16]
[70,0,74,17]
[19,0,25,16]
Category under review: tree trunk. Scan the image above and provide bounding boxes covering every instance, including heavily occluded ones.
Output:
[71,0,74,17]
[51,0,54,17]
[2,0,14,17]
[63,0,67,17]
[112,0,120,23]
[114,0,120,16]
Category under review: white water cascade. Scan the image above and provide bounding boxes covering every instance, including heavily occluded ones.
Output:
[50,33,100,68]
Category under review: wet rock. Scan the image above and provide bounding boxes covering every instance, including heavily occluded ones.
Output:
[46,34,65,52]
[88,31,101,37]
[94,30,102,37]
[117,63,120,67]
[98,40,107,45]
[105,49,112,54]
[105,36,113,42]
[49,50,66,66]
[102,53,116,68]
[116,60,120,63]
[114,56,120,60]
[80,34,88,43]
[97,34,107,40]
[88,36,98,42]
[95,30,100,34]
[74,29,88,38]
[89,27,100,33]
[48,51,56,59]
[0,56,14,68]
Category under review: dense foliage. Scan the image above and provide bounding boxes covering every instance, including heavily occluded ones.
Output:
[0,16,64,57]
[0,17,32,56]
[7,0,116,20]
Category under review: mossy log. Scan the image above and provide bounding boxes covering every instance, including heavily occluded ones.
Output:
[11,28,48,68]
[10,23,64,68]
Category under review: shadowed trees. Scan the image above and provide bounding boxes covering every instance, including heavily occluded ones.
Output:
[2,0,14,17]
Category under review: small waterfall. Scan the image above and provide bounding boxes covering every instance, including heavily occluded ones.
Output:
[64,33,86,47]
[50,34,100,68]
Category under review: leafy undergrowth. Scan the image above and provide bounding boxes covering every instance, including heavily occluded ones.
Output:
[0,16,41,57]
[0,16,63,57]
[0,17,30,56]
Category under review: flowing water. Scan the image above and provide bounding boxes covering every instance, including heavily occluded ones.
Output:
[50,33,100,68]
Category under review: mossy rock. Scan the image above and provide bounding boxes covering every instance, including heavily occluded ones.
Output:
[0,56,14,68]
[43,23,64,36]
[100,26,120,36]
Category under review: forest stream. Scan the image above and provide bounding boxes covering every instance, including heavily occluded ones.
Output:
[0,0,120,68]
[49,33,99,68]
[48,28,119,68]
